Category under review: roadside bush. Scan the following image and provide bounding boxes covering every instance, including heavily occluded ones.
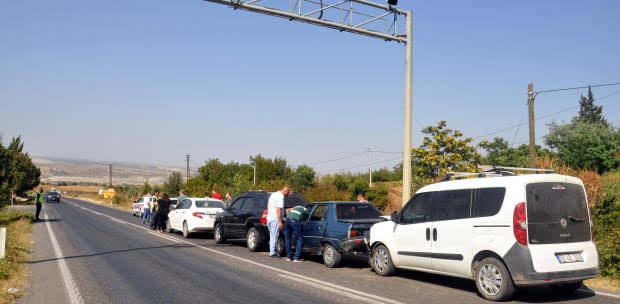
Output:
[592,182,620,279]
[0,209,33,225]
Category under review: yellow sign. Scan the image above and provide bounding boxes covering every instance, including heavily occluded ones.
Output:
[103,188,116,198]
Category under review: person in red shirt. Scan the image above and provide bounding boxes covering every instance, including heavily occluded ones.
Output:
[211,190,223,200]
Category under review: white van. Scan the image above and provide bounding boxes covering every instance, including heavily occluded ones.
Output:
[368,169,599,301]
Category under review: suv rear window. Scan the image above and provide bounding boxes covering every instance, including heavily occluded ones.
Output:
[526,182,591,244]
[336,204,382,220]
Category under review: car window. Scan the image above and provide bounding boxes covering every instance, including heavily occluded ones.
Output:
[196,200,225,208]
[400,192,433,224]
[336,204,382,220]
[231,198,247,211]
[177,199,192,209]
[435,189,472,221]
[475,188,506,217]
[136,198,143,203]
[309,205,328,221]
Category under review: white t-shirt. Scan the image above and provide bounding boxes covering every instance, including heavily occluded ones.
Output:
[143,196,152,209]
[266,191,284,222]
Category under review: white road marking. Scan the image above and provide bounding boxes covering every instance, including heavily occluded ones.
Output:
[578,288,620,299]
[65,199,406,304]
[43,206,84,304]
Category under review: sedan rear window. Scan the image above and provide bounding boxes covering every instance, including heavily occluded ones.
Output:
[196,200,225,208]
[336,204,382,220]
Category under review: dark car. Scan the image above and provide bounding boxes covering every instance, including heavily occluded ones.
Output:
[46,191,61,203]
[213,190,309,252]
[279,202,385,267]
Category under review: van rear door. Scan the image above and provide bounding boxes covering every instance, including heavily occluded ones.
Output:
[526,182,597,272]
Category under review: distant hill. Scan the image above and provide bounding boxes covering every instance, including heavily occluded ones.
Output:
[33,157,189,185]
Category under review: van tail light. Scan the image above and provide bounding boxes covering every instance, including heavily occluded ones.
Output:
[513,202,528,246]
[260,210,268,224]
[192,212,205,219]
[349,229,360,238]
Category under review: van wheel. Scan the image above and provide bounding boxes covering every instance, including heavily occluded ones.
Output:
[322,243,342,268]
[371,244,396,276]
[475,257,515,301]
[247,227,261,252]
[214,223,226,244]
[275,235,286,257]
[550,281,582,295]
[182,221,191,238]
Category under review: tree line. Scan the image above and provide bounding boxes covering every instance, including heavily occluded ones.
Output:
[0,136,41,209]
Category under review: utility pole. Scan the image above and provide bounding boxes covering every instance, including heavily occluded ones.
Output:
[186,154,191,181]
[368,148,373,188]
[253,161,256,187]
[108,164,112,188]
[198,1,413,207]
[527,83,536,168]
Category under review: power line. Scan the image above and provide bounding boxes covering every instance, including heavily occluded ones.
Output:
[534,82,620,95]
[320,156,403,174]
[303,151,368,166]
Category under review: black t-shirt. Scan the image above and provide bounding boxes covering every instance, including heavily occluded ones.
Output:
[158,199,171,214]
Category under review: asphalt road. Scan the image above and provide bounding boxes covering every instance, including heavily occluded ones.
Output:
[17,198,620,304]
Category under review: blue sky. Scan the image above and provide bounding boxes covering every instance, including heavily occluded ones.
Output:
[1,0,619,173]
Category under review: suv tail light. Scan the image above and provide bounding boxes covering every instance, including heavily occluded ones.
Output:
[348,229,360,238]
[260,210,268,224]
[192,212,205,219]
[513,202,527,246]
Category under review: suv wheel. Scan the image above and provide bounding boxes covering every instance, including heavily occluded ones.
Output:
[550,281,582,295]
[214,223,226,244]
[182,221,191,238]
[322,243,342,268]
[475,257,515,301]
[247,227,261,252]
[371,244,395,276]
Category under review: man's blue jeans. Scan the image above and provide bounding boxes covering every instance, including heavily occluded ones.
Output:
[267,220,279,256]
[142,208,150,224]
[284,219,303,260]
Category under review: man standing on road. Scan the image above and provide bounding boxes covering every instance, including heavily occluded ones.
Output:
[357,192,369,203]
[284,205,309,262]
[225,192,233,207]
[155,193,172,233]
[177,189,186,203]
[141,192,152,225]
[211,190,222,200]
[267,186,289,258]
[35,188,44,222]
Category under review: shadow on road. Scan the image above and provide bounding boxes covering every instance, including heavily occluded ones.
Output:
[28,244,195,264]
[35,218,63,223]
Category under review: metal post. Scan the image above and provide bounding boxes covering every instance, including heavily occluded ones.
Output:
[401,11,413,207]
[108,164,112,188]
[0,227,5,259]
[369,148,372,188]
[186,154,191,181]
[528,83,536,168]
[253,161,257,187]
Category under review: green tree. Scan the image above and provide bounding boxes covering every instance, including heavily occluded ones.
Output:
[250,154,292,184]
[289,165,316,189]
[478,137,556,167]
[163,171,184,196]
[412,120,482,178]
[576,86,607,126]
[140,181,152,195]
[545,121,619,173]
[0,136,41,207]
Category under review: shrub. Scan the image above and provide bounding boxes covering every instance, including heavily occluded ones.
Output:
[592,182,620,279]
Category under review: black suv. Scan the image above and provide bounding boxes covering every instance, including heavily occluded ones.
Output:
[46,191,61,203]
[214,190,309,251]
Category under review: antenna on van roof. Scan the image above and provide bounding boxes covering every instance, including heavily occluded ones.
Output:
[440,166,554,182]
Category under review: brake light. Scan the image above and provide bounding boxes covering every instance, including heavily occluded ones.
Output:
[513,202,527,246]
[192,212,205,219]
[349,229,360,238]
[260,210,268,224]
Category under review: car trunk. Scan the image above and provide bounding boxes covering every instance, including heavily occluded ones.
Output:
[526,182,595,273]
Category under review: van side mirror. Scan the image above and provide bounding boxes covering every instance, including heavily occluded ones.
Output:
[390,211,399,223]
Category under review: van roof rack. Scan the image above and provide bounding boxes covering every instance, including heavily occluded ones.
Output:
[440,166,554,182]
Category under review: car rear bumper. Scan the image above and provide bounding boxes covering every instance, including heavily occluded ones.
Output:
[340,237,369,254]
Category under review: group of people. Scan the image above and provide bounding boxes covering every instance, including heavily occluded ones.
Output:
[140,189,174,232]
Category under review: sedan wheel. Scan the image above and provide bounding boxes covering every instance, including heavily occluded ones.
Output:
[182,222,190,238]
[322,243,342,268]
[166,220,172,233]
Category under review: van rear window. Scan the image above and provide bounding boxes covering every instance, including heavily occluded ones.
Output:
[526,183,591,244]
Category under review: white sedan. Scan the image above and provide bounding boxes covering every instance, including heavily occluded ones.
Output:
[166,197,225,238]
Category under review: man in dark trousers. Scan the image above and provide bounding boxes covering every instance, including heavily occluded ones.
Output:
[155,193,172,233]
[35,188,44,222]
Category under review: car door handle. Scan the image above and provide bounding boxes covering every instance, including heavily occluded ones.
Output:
[426,228,430,241]
[432,228,437,241]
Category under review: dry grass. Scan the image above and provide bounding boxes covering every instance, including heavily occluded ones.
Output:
[536,156,601,208]
[0,211,34,304]
[585,277,620,292]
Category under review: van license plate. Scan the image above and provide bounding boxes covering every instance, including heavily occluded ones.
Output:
[556,253,583,264]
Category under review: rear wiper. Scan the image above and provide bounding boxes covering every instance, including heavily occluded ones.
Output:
[568,216,585,223]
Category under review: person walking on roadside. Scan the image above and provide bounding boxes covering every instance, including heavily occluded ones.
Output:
[225,192,233,207]
[35,188,44,222]
[211,190,222,200]
[141,192,152,225]
[357,191,369,203]
[267,186,290,258]
[284,205,309,262]
[154,193,172,233]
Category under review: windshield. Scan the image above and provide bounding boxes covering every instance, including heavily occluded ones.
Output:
[336,203,382,220]
[196,200,225,208]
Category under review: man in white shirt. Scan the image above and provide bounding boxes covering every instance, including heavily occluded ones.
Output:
[267,186,290,257]
[141,192,152,225]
